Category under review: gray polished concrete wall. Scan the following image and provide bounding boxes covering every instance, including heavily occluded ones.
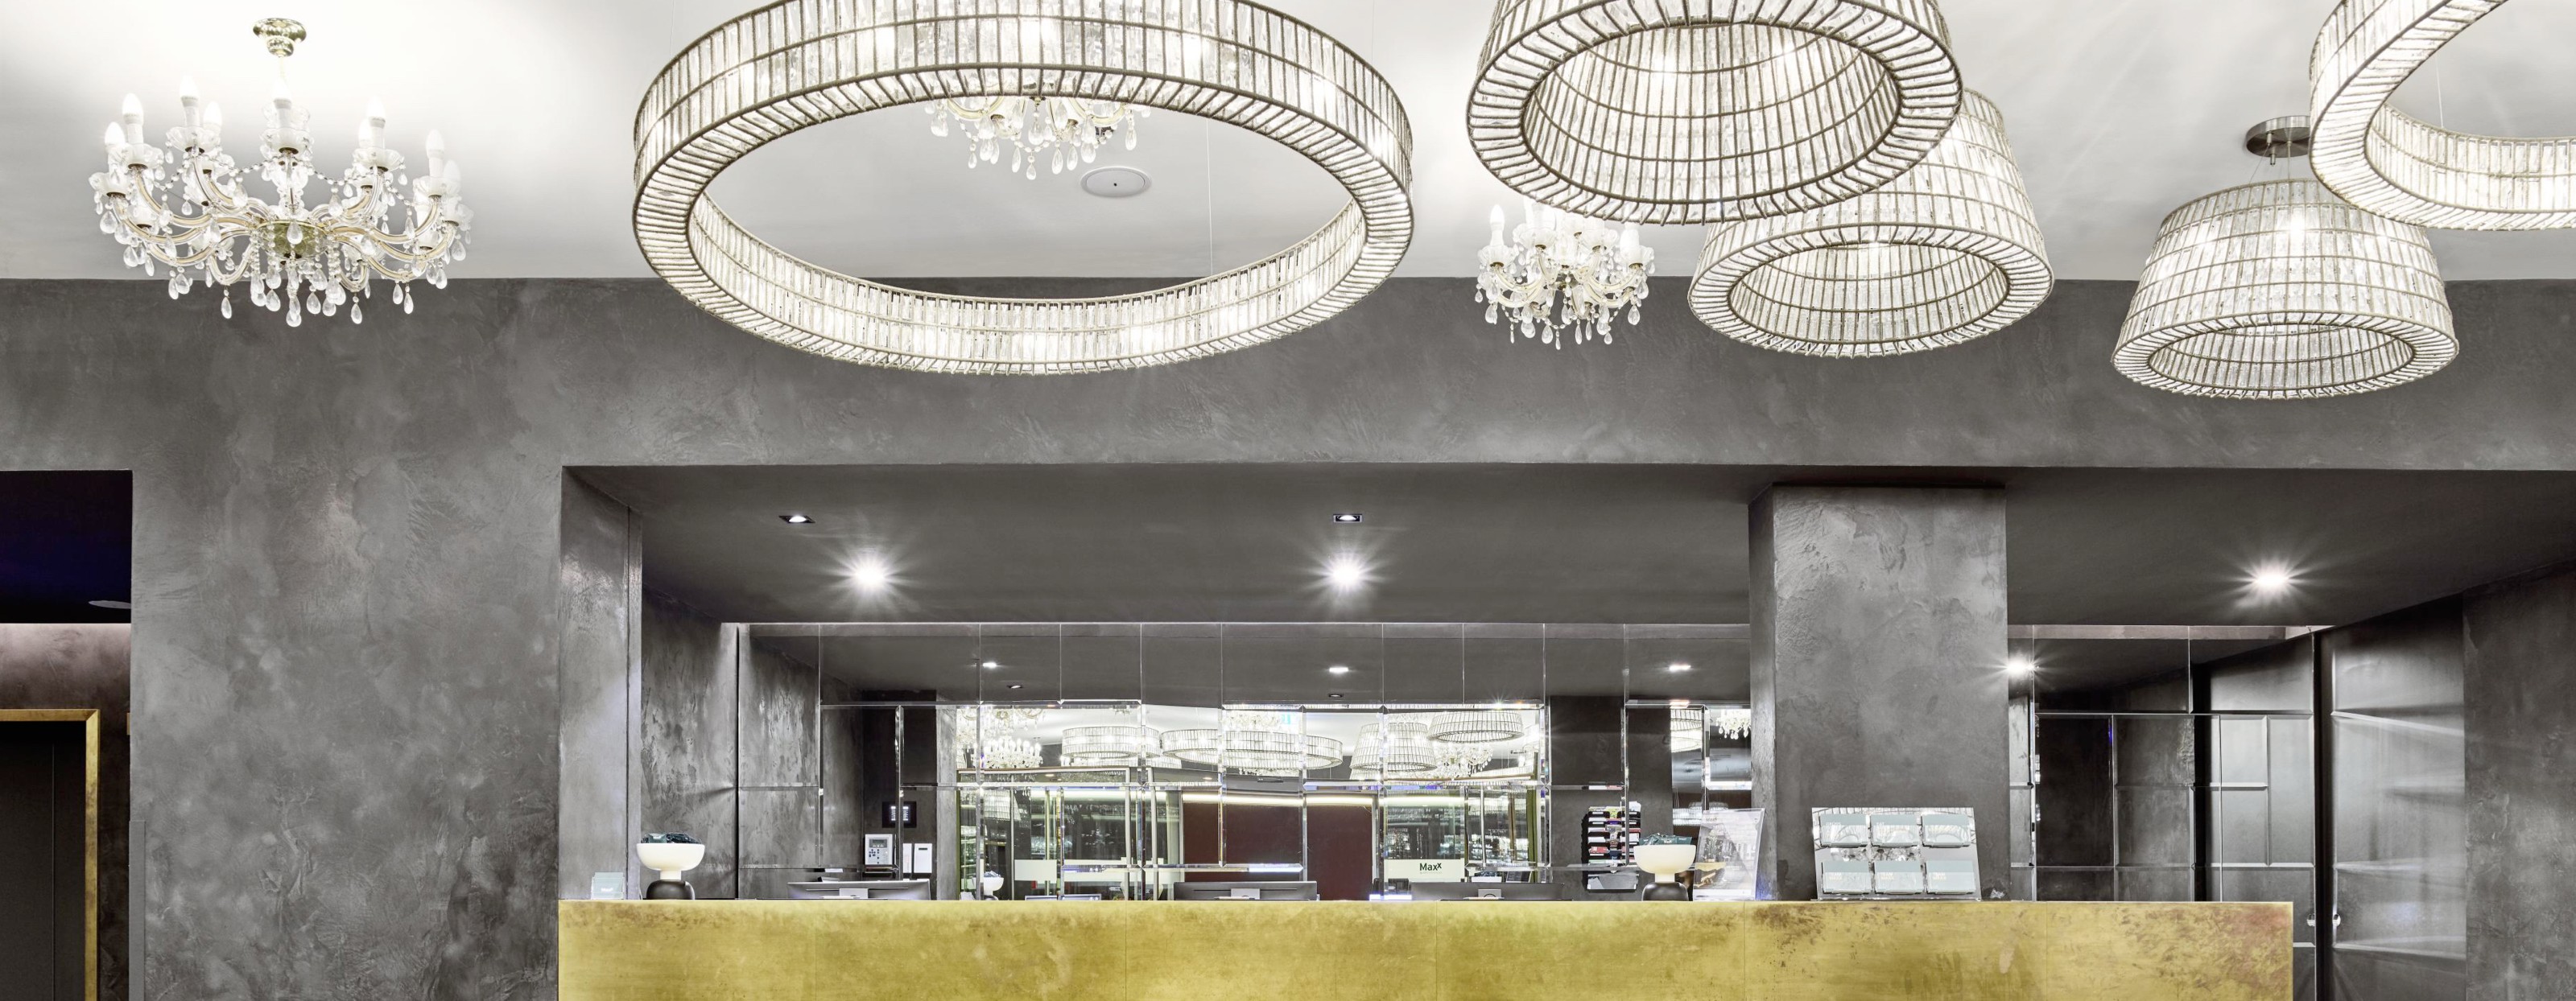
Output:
[555,476,638,902]
[0,624,130,1000]
[638,591,737,897]
[9,276,2576,996]
[1750,486,2013,900]
[2330,599,2469,1001]
[2463,565,2576,1001]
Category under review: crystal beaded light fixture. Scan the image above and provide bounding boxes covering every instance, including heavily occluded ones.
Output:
[1165,711,1344,772]
[1059,724,1162,766]
[2311,0,2576,230]
[635,0,1412,374]
[1468,0,1959,225]
[89,18,468,326]
[1710,706,1751,741]
[1424,709,1529,745]
[1690,91,2053,356]
[1349,719,1439,778]
[929,97,1144,179]
[2118,119,2456,399]
[1670,707,1707,756]
[1475,201,1653,348]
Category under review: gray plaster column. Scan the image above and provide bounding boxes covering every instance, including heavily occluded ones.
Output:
[1749,486,2013,900]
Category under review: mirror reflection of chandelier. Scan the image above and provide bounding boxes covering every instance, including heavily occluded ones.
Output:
[1059,724,1163,767]
[1163,711,1344,773]
[1426,710,1528,744]
[1350,720,1439,777]
[962,705,1050,770]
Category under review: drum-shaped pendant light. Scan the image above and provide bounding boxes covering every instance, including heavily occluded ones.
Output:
[1689,90,2052,356]
[2116,179,2455,398]
[1468,0,1960,225]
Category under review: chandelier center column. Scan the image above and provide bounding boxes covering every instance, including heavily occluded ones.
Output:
[1750,486,2012,900]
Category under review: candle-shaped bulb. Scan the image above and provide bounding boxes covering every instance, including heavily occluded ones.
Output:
[424,129,447,178]
[270,78,295,113]
[119,93,145,144]
[1619,223,1640,252]
[358,98,386,148]
[1520,196,1537,229]
[180,77,204,129]
[1488,204,1506,240]
[204,102,224,134]
[103,122,126,153]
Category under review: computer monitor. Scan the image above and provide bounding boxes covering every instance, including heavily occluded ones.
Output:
[1169,881,1319,900]
[1406,881,1565,901]
[786,879,934,900]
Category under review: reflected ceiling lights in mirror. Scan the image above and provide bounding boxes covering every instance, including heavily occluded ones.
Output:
[1468,0,1959,225]
[1059,724,1162,767]
[1350,719,1439,777]
[634,0,1412,373]
[1690,91,2053,356]
[2310,0,2576,230]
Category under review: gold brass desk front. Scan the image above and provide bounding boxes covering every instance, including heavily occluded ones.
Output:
[559,900,2290,1000]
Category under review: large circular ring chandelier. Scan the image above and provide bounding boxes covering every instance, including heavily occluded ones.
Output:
[2116,178,2455,399]
[1059,725,1162,767]
[2311,0,2576,230]
[1689,90,2051,356]
[1162,729,1344,772]
[1468,0,1959,225]
[635,0,1413,373]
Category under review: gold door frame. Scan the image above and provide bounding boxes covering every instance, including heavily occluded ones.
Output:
[2,709,99,1001]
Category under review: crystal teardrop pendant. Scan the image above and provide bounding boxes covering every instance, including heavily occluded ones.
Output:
[221,290,233,319]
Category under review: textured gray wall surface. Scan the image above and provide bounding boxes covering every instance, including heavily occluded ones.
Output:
[735,638,819,901]
[1750,487,2013,900]
[0,624,129,1001]
[555,477,634,902]
[637,591,736,898]
[2329,599,2469,1001]
[6,275,2576,997]
[2464,566,2576,1001]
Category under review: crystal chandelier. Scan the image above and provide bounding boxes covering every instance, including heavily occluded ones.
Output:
[1424,709,1529,745]
[1349,719,1439,778]
[636,0,1411,373]
[1468,0,1959,225]
[89,19,468,326]
[2119,118,2456,399]
[1163,711,1344,773]
[1690,90,2053,356]
[2311,0,2576,230]
[1059,724,1162,767]
[961,704,1051,770]
[1710,707,1752,741]
[1475,203,1653,348]
[929,97,1143,179]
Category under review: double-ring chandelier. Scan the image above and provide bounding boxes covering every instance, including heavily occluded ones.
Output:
[1690,91,2052,356]
[1164,711,1344,774]
[2118,118,2456,399]
[1468,0,1959,225]
[89,18,468,326]
[1475,202,1653,348]
[635,0,1412,374]
[1059,724,1167,767]
[2311,0,2576,230]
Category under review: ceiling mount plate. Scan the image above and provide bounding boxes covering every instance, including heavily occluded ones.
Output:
[2244,116,2312,159]
[1080,166,1150,198]
[252,17,307,58]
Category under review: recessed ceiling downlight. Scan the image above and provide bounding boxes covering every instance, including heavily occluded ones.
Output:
[1081,166,1151,198]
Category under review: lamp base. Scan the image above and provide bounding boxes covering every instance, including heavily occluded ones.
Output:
[1641,882,1690,901]
[643,879,696,900]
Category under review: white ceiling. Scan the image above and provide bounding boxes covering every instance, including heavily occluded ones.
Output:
[8,0,2576,282]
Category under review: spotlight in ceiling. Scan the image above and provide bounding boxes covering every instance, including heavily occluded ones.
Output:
[851,556,893,591]
[1327,693,1345,699]
[1324,554,1369,590]
[1007,683,1024,690]
[89,599,131,610]
[2004,653,2037,678]
[779,513,813,524]
[2250,564,2297,595]
[1667,662,1692,674]
[1331,513,1364,524]
[980,661,1001,670]
[1327,665,1352,675]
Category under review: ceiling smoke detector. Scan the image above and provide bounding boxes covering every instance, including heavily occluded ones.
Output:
[1080,166,1151,198]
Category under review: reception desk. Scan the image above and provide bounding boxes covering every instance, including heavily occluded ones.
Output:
[559,900,2290,999]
